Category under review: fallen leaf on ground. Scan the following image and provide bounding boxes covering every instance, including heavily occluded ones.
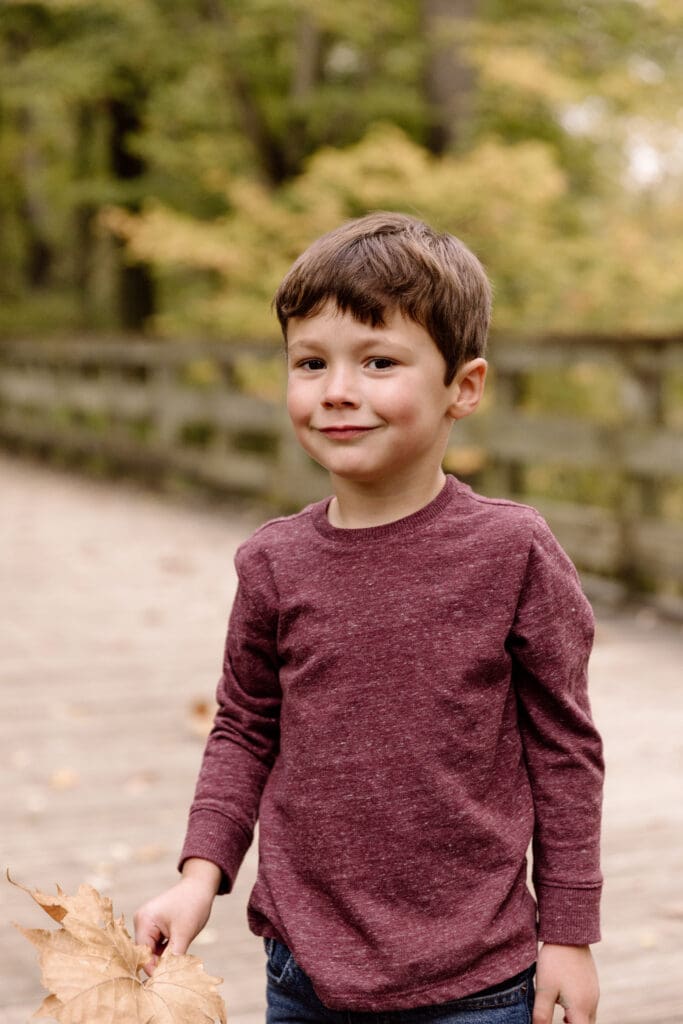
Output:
[49,769,80,791]
[25,789,48,815]
[10,749,32,770]
[8,871,227,1023]
[133,843,168,864]
[659,901,683,920]
[61,703,91,720]
[109,842,133,863]
[124,770,160,795]
[158,554,194,575]
[187,698,217,738]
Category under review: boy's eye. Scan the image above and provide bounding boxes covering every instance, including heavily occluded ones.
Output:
[367,357,396,370]
[297,358,326,370]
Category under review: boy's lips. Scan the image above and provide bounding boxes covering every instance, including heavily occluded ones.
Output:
[317,425,377,439]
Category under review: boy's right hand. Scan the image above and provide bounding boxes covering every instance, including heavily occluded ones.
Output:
[133,859,222,975]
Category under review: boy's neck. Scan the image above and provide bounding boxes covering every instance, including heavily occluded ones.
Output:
[327,467,448,529]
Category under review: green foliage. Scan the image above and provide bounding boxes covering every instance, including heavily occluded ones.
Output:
[520,362,624,426]
[110,123,683,337]
[1,0,682,336]
[523,464,623,511]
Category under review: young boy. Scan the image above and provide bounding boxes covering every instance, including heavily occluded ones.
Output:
[135,213,604,1024]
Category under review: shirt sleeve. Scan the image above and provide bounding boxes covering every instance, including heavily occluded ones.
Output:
[506,512,604,945]
[178,550,281,894]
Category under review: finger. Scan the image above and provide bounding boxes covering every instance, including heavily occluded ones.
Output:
[167,930,191,957]
[134,918,167,975]
[141,952,160,978]
[562,1004,591,1024]
[135,921,162,951]
[134,911,156,946]
[532,987,558,1024]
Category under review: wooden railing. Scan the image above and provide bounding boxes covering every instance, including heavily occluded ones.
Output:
[1,332,682,614]
[456,331,683,616]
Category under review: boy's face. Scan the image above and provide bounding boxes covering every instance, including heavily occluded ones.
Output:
[286,301,481,490]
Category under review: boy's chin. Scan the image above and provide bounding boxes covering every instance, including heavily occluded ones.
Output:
[306,453,373,481]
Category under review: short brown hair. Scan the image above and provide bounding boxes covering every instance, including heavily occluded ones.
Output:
[274,212,491,384]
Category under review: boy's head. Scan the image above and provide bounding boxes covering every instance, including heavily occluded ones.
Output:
[274,212,491,384]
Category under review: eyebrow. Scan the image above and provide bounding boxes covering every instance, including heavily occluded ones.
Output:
[287,333,408,353]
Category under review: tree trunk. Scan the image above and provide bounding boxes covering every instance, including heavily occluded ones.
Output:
[73,101,97,326]
[199,0,291,185]
[230,72,291,185]
[17,107,54,288]
[421,0,477,154]
[108,87,155,331]
[0,90,14,296]
[287,12,322,174]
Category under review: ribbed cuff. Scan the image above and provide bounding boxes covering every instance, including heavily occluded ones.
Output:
[536,882,602,945]
[178,808,254,895]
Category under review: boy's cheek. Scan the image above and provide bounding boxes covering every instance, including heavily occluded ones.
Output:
[285,387,308,426]
[286,408,308,444]
[285,394,316,450]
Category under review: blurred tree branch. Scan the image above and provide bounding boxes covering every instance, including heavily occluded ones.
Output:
[421,0,477,154]
[0,0,682,338]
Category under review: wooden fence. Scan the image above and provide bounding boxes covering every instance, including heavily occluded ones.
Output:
[1,332,682,614]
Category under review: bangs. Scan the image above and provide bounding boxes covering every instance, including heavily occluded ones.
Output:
[275,232,438,335]
[273,212,491,383]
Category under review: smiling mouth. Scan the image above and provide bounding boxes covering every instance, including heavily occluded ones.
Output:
[317,426,377,439]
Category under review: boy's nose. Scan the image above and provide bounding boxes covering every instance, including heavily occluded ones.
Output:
[321,368,360,408]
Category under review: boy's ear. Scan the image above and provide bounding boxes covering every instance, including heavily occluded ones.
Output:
[447,358,487,421]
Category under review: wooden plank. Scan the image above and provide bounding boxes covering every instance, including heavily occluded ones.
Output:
[491,342,622,372]
[168,390,281,433]
[2,333,682,607]
[483,410,609,467]
[169,449,274,493]
[0,370,155,417]
[492,328,683,351]
[0,337,278,367]
[474,411,683,480]
[0,409,275,495]
[634,517,683,583]
[2,454,682,1023]
[0,370,282,432]
[522,498,622,575]
[622,425,683,477]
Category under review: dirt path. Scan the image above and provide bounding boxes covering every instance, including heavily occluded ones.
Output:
[1,453,681,1023]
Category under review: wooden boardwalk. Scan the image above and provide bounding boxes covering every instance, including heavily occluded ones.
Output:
[1,452,682,1023]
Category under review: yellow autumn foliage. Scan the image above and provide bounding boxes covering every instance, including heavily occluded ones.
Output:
[106,123,683,340]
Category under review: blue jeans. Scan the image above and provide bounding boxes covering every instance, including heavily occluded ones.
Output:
[265,938,535,1024]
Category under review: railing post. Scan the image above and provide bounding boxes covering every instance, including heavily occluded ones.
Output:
[482,366,525,499]
[270,401,329,510]
[617,343,666,591]
[151,355,179,448]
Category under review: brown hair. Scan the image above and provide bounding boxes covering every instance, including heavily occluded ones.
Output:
[274,212,491,384]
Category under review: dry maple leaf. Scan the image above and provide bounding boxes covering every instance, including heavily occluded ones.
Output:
[9,871,227,1024]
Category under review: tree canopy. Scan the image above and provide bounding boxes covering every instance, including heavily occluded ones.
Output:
[1,0,682,337]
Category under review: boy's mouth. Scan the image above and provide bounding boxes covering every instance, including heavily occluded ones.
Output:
[317,425,377,439]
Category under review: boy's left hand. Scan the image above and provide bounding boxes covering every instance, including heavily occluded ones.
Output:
[533,943,599,1024]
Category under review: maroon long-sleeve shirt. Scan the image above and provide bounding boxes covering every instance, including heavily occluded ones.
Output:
[179,475,604,1011]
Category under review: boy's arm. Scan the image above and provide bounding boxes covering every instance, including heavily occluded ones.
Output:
[134,549,280,969]
[178,552,281,894]
[507,516,604,1022]
[507,513,604,948]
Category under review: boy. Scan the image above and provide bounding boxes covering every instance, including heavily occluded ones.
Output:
[135,213,604,1024]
